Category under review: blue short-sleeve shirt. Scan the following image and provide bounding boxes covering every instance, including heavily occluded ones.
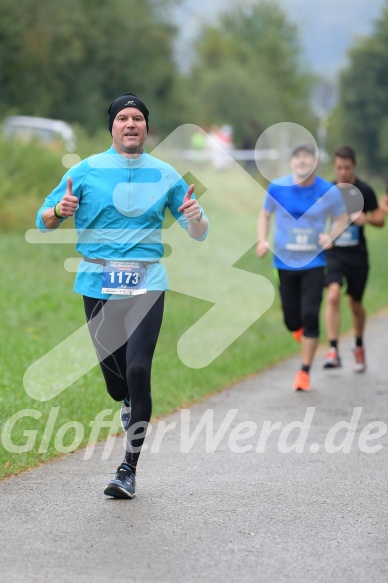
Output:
[263,175,346,270]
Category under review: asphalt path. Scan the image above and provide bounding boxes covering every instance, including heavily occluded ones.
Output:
[1,314,387,582]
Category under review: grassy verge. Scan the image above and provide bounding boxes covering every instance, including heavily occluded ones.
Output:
[1,161,387,479]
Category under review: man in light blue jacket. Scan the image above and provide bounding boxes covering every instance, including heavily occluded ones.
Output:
[36,92,209,499]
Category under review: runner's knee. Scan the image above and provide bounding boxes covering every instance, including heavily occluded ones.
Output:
[302,308,320,337]
[105,385,128,402]
[327,285,341,307]
[127,365,150,393]
[283,314,302,333]
[303,326,319,338]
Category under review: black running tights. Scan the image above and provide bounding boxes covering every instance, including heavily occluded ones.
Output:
[83,291,165,468]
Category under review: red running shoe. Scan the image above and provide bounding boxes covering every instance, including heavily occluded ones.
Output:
[323,348,341,369]
[352,346,366,373]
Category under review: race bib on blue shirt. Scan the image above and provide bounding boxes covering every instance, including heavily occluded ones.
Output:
[102,260,147,295]
[285,227,318,251]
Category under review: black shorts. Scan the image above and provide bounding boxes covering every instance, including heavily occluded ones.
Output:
[277,267,325,338]
[325,249,369,302]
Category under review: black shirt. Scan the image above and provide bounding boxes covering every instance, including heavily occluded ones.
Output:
[331,177,378,252]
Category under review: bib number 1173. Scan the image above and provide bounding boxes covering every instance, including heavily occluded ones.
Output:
[102,260,147,295]
[107,270,140,286]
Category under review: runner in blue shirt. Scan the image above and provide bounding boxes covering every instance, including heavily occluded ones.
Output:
[257,143,346,391]
[36,92,209,499]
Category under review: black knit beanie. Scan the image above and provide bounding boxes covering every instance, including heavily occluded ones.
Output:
[108,92,149,134]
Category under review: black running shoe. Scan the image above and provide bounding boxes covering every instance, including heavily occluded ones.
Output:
[120,397,131,432]
[104,464,136,499]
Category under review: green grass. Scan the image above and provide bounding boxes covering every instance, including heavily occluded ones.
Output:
[1,150,388,479]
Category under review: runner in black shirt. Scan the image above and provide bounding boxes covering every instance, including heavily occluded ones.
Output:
[380,192,388,214]
[324,146,384,372]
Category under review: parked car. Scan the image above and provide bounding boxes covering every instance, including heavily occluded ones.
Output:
[3,115,76,151]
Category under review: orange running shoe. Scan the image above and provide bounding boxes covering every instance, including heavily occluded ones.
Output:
[292,369,311,391]
[292,327,304,343]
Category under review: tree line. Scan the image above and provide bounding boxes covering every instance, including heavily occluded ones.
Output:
[0,0,315,147]
[327,0,388,176]
[1,0,388,173]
